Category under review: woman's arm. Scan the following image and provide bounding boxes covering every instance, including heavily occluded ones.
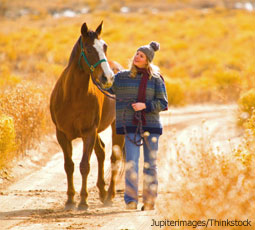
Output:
[145,76,168,113]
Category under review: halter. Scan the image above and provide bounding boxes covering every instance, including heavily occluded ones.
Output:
[78,38,107,72]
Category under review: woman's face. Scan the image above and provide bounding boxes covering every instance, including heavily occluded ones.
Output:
[133,51,147,68]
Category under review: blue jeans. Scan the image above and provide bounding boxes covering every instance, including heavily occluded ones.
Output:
[124,133,160,205]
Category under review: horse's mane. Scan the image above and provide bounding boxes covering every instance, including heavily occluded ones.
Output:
[67,36,81,67]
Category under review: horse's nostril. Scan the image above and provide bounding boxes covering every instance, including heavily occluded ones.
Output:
[102,75,107,83]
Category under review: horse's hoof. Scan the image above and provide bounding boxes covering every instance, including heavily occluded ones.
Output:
[99,191,107,203]
[99,196,106,203]
[78,202,88,210]
[65,201,76,210]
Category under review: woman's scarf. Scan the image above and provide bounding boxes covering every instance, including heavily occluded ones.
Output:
[132,67,149,126]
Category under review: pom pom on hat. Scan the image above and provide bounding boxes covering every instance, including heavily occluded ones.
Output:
[137,41,160,62]
[149,41,160,52]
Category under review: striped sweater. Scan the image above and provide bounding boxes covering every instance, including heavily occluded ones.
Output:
[109,70,168,135]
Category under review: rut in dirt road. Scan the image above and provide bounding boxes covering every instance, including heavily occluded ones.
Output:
[0,104,241,230]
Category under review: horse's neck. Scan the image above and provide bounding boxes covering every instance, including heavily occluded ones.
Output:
[72,64,91,90]
[61,56,92,99]
[62,40,96,97]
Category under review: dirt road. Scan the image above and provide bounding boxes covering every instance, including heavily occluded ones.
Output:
[0,104,242,230]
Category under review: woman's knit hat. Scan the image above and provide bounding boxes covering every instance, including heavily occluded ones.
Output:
[137,41,160,62]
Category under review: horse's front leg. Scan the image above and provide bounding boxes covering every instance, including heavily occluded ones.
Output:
[56,129,75,210]
[79,130,97,210]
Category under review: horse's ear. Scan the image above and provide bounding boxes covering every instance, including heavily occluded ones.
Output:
[81,23,88,37]
[95,21,103,36]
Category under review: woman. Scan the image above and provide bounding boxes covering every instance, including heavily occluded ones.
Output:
[108,41,168,211]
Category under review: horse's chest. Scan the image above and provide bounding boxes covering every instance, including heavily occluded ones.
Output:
[73,96,101,121]
[57,94,101,132]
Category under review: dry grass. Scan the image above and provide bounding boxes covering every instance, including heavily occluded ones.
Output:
[0,82,52,170]
[158,125,255,229]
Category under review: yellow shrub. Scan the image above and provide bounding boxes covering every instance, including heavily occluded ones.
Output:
[245,110,255,138]
[170,41,188,52]
[0,114,16,170]
[0,65,21,88]
[0,114,16,154]
[235,111,255,168]
[109,2,122,12]
[165,77,186,106]
[214,70,241,87]
[213,70,242,102]
[35,61,64,79]
[168,66,189,79]
[243,63,255,90]
[0,82,49,153]
[185,76,216,103]
[196,55,219,72]
[238,89,255,123]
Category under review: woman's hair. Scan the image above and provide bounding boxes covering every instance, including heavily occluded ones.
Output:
[129,55,160,79]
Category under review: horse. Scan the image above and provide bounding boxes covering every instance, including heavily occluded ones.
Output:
[50,21,125,210]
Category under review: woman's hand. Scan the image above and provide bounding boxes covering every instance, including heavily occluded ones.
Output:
[132,102,146,111]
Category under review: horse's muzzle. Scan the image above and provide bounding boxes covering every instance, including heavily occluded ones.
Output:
[101,74,113,89]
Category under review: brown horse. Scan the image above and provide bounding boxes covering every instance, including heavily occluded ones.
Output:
[50,22,124,210]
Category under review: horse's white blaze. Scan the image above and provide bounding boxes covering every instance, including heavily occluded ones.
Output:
[93,39,113,82]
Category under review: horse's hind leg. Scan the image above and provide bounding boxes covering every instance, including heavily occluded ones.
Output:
[105,121,125,204]
[79,130,97,210]
[56,128,75,209]
[94,135,107,203]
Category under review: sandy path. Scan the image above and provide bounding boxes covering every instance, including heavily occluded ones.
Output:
[0,104,241,230]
